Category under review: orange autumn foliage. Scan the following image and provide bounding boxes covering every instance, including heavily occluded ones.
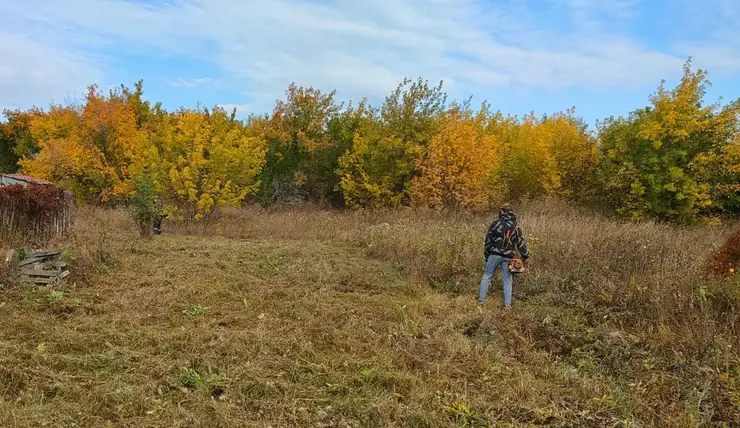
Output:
[411,104,499,210]
[20,85,146,203]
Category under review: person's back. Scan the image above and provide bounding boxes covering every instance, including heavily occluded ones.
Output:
[478,204,529,308]
[484,206,528,261]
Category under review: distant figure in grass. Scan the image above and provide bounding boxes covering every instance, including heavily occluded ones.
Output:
[478,203,529,309]
[153,197,165,235]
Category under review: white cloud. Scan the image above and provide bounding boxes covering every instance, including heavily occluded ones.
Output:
[168,77,213,88]
[0,30,102,111]
[0,0,738,113]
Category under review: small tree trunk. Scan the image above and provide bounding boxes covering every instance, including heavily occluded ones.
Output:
[138,220,153,238]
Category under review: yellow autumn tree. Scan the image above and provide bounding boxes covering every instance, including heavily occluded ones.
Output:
[7,66,737,222]
[82,85,149,199]
[718,134,740,211]
[489,113,560,200]
[692,109,740,214]
[144,106,267,220]
[411,103,500,210]
[20,104,107,202]
[538,110,599,202]
[484,110,597,203]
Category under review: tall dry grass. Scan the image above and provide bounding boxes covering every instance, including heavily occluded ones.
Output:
[366,203,735,334]
[158,201,740,354]
[159,200,740,424]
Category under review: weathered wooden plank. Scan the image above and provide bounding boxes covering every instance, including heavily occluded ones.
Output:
[19,256,66,268]
[20,269,62,277]
[18,257,46,267]
[26,250,62,259]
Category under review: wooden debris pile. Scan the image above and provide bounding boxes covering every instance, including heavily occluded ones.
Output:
[4,249,70,286]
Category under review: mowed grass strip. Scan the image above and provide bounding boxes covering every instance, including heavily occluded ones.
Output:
[0,234,506,427]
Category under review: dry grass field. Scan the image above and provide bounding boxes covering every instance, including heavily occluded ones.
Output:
[1,202,739,427]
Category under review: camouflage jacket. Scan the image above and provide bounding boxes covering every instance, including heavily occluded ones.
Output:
[483,211,529,261]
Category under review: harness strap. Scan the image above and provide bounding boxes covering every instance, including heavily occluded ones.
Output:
[503,229,513,249]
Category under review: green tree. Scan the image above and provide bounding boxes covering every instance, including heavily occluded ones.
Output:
[0,122,18,173]
[257,83,342,204]
[121,80,155,129]
[338,78,448,207]
[323,99,377,206]
[0,108,44,173]
[131,169,157,237]
[596,59,739,222]
[338,117,412,208]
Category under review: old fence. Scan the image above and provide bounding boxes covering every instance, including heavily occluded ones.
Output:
[0,184,75,243]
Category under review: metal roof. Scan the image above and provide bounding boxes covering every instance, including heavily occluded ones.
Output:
[0,173,54,186]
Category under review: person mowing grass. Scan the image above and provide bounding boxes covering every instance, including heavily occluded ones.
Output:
[478,203,529,308]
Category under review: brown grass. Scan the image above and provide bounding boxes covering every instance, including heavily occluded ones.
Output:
[1,201,739,427]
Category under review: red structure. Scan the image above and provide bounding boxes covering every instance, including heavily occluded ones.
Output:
[0,174,75,241]
[0,173,54,187]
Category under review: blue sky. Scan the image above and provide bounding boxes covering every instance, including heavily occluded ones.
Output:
[1,0,739,127]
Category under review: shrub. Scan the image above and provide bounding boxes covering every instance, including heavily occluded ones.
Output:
[130,170,157,237]
[0,183,66,214]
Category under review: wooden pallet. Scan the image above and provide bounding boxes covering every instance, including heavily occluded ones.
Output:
[14,250,71,286]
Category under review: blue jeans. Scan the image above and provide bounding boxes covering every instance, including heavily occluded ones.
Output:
[479,255,513,306]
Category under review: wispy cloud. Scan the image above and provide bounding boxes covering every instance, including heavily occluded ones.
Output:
[0,29,102,110]
[0,0,738,114]
[671,0,740,75]
[167,77,213,88]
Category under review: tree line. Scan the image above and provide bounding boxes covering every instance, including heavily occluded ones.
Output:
[0,59,738,223]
